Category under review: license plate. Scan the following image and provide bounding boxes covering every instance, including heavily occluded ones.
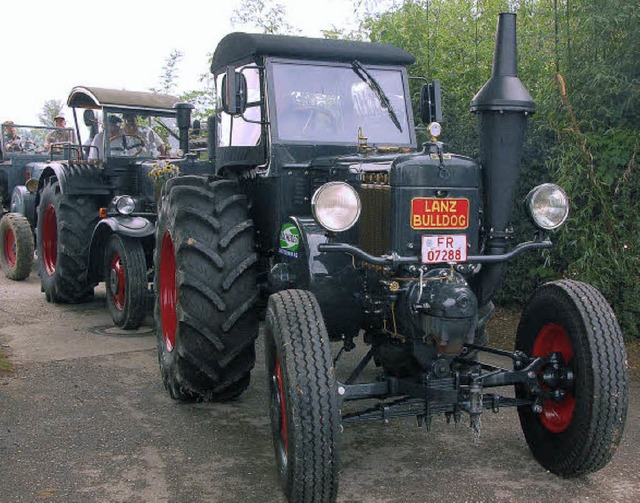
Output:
[421,235,467,264]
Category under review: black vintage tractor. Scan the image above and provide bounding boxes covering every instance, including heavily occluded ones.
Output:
[35,87,210,329]
[153,13,629,502]
[1,122,79,280]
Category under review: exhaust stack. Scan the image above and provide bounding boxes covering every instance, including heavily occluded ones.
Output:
[470,13,535,305]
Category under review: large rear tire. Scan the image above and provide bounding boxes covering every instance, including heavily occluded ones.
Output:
[515,279,628,477]
[265,289,340,503]
[0,212,34,280]
[154,175,258,401]
[36,181,97,303]
[104,234,148,329]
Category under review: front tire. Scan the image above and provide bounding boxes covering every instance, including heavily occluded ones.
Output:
[515,279,628,477]
[104,234,148,329]
[0,212,34,280]
[154,176,258,401]
[265,289,340,503]
[36,181,97,303]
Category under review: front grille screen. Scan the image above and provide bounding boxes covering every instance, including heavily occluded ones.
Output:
[358,183,391,256]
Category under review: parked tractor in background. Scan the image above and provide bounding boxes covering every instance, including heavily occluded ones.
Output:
[35,87,210,329]
[1,121,77,280]
[153,13,628,502]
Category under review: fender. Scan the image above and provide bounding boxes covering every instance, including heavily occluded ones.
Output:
[88,216,155,282]
[10,185,36,227]
[273,216,362,340]
[38,162,110,196]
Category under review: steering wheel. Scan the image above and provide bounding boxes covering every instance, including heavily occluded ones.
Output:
[109,133,146,156]
[299,106,337,136]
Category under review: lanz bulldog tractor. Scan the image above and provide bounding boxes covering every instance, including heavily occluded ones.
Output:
[154,13,629,502]
[1,121,78,280]
[35,87,209,329]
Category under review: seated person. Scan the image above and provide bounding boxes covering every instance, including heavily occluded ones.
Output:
[44,114,74,151]
[3,120,23,152]
[88,115,123,160]
[122,114,166,157]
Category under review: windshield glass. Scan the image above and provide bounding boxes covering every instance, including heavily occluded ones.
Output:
[88,112,179,160]
[271,62,412,145]
[1,123,76,155]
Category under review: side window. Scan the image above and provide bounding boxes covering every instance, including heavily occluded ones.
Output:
[217,67,262,147]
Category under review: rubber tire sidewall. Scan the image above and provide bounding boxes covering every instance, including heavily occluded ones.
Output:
[154,175,258,401]
[36,181,97,303]
[515,279,628,477]
[104,233,148,329]
[0,212,34,280]
[265,289,340,503]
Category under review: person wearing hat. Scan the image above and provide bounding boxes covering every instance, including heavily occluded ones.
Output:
[2,120,25,153]
[88,114,123,160]
[44,113,74,152]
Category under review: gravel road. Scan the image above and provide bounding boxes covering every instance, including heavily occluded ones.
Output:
[1,271,638,502]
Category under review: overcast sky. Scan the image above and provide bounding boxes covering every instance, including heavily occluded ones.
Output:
[2,0,358,126]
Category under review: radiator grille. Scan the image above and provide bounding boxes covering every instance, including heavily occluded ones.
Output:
[358,182,391,256]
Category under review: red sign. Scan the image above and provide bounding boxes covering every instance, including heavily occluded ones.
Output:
[411,198,469,230]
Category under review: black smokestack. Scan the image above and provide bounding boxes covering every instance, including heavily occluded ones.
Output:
[470,13,535,306]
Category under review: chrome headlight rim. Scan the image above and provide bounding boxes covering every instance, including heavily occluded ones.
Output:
[114,195,136,215]
[526,183,569,230]
[311,182,361,233]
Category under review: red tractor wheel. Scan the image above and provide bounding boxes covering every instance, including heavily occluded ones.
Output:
[36,181,96,303]
[104,234,148,329]
[0,213,34,280]
[515,280,628,477]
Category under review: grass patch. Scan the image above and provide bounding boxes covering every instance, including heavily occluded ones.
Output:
[0,344,12,373]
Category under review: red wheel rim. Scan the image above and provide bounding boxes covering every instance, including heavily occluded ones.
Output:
[159,231,177,352]
[42,205,58,276]
[533,323,575,433]
[274,358,288,453]
[3,226,17,267]
[109,252,125,311]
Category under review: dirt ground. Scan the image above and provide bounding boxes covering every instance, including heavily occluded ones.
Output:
[1,273,639,502]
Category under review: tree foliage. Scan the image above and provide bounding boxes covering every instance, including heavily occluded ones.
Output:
[39,99,64,126]
[231,0,298,34]
[359,0,640,337]
[151,49,184,96]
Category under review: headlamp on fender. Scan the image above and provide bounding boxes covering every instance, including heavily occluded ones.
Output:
[526,183,569,230]
[311,182,361,233]
[114,195,136,215]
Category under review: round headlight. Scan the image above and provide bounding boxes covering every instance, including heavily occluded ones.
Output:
[526,184,569,230]
[311,182,361,233]
[115,195,136,215]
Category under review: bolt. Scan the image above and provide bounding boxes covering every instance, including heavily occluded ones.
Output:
[532,404,543,413]
[527,371,536,379]
[337,386,346,396]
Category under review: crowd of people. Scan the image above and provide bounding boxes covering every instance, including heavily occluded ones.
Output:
[2,113,167,161]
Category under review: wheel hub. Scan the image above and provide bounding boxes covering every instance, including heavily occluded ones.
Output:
[533,323,575,433]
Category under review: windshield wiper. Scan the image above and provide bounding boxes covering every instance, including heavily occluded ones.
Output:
[351,60,403,132]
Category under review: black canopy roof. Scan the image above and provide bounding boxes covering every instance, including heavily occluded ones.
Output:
[67,86,179,112]
[211,32,415,73]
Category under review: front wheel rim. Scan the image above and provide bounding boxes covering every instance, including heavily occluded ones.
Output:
[109,252,125,311]
[533,322,575,433]
[270,356,288,470]
[42,204,58,276]
[159,231,177,352]
[3,226,17,267]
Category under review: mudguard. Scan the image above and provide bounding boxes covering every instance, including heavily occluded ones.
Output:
[9,186,36,227]
[88,216,154,282]
[38,162,110,195]
[275,217,362,340]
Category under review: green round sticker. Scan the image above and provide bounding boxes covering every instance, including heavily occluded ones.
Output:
[279,223,300,252]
